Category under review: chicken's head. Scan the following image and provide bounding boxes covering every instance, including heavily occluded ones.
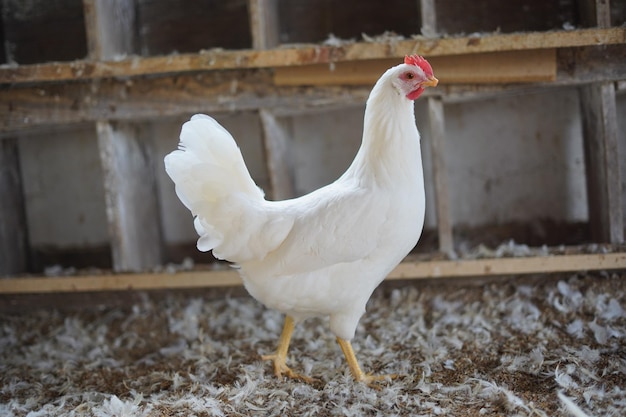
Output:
[391,55,438,100]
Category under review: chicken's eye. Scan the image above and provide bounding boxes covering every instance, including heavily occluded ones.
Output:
[405,72,415,80]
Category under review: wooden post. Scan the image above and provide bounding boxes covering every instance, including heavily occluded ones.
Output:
[580,83,623,243]
[84,0,164,271]
[419,0,438,37]
[248,0,280,50]
[578,0,623,243]
[97,122,163,271]
[421,0,453,253]
[427,97,454,254]
[83,0,136,60]
[249,0,296,200]
[259,110,295,200]
[0,138,29,276]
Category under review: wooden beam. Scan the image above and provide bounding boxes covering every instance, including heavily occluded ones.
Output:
[580,82,624,243]
[274,49,557,86]
[97,122,163,271]
[0,28,623,84]
[0,138,29,276]
[259,109,296,200]
[427,97,454,253]
[0,71,372,133]
[0,269,242,294]
[391,252,626,280]
[1,252,624,294]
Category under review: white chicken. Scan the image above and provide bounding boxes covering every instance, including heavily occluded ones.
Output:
[164,55,438,385]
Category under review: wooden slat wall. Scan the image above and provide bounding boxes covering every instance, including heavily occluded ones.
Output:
[0,0,623,287]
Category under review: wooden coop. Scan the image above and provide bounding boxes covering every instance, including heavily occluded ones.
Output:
[2,1,626,416]
[1,0,624,294]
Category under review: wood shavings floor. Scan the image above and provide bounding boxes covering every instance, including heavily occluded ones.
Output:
[1,272,625,416]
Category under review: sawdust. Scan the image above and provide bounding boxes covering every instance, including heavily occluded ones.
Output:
[1,272,625,416]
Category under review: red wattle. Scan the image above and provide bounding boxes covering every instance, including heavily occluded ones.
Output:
[407,88,424,101]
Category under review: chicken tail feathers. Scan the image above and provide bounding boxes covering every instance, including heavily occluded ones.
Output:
[165,115,289,262]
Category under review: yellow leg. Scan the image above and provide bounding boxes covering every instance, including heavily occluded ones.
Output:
[261,316,314,383]
[337,337,397,387]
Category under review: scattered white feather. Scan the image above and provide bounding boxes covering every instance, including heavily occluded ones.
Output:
[473,379,531,413]
[567,319,585,338]
[92,395,146,417]
[558,392,592,417]
[599,298,626,321]
[2,274,625,416]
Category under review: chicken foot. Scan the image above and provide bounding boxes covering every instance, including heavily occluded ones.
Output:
[337,337,397,388]
[262,315,315,383]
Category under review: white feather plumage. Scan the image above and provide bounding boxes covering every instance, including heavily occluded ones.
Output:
[164,62,428,341]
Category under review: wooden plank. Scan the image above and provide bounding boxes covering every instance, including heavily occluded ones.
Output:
[83,0,136,60]
[1,252,625,294]
[557,44,626,84]
[0,137,28,276]
[0,28,623,84]
[97,122,163,271]
[0,269,242,294]
[274,49,557,86]
[248,0,280,50]
[580,82,624,243]
[259,109,296,200]
[427,97,454,253]
[0,71,372,133]
[0,70,370,131]
[391,252,626,279]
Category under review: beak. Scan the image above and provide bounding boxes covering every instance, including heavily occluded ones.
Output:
[421,76,439,88]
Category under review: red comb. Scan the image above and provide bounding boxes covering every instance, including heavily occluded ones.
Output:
[404,55,433,77]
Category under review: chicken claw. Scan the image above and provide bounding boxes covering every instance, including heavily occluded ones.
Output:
[337,338,397,388]
[261,352,315,384]
[262,316,315,383]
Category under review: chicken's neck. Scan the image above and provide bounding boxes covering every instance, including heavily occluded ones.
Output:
[344,80,424,188]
